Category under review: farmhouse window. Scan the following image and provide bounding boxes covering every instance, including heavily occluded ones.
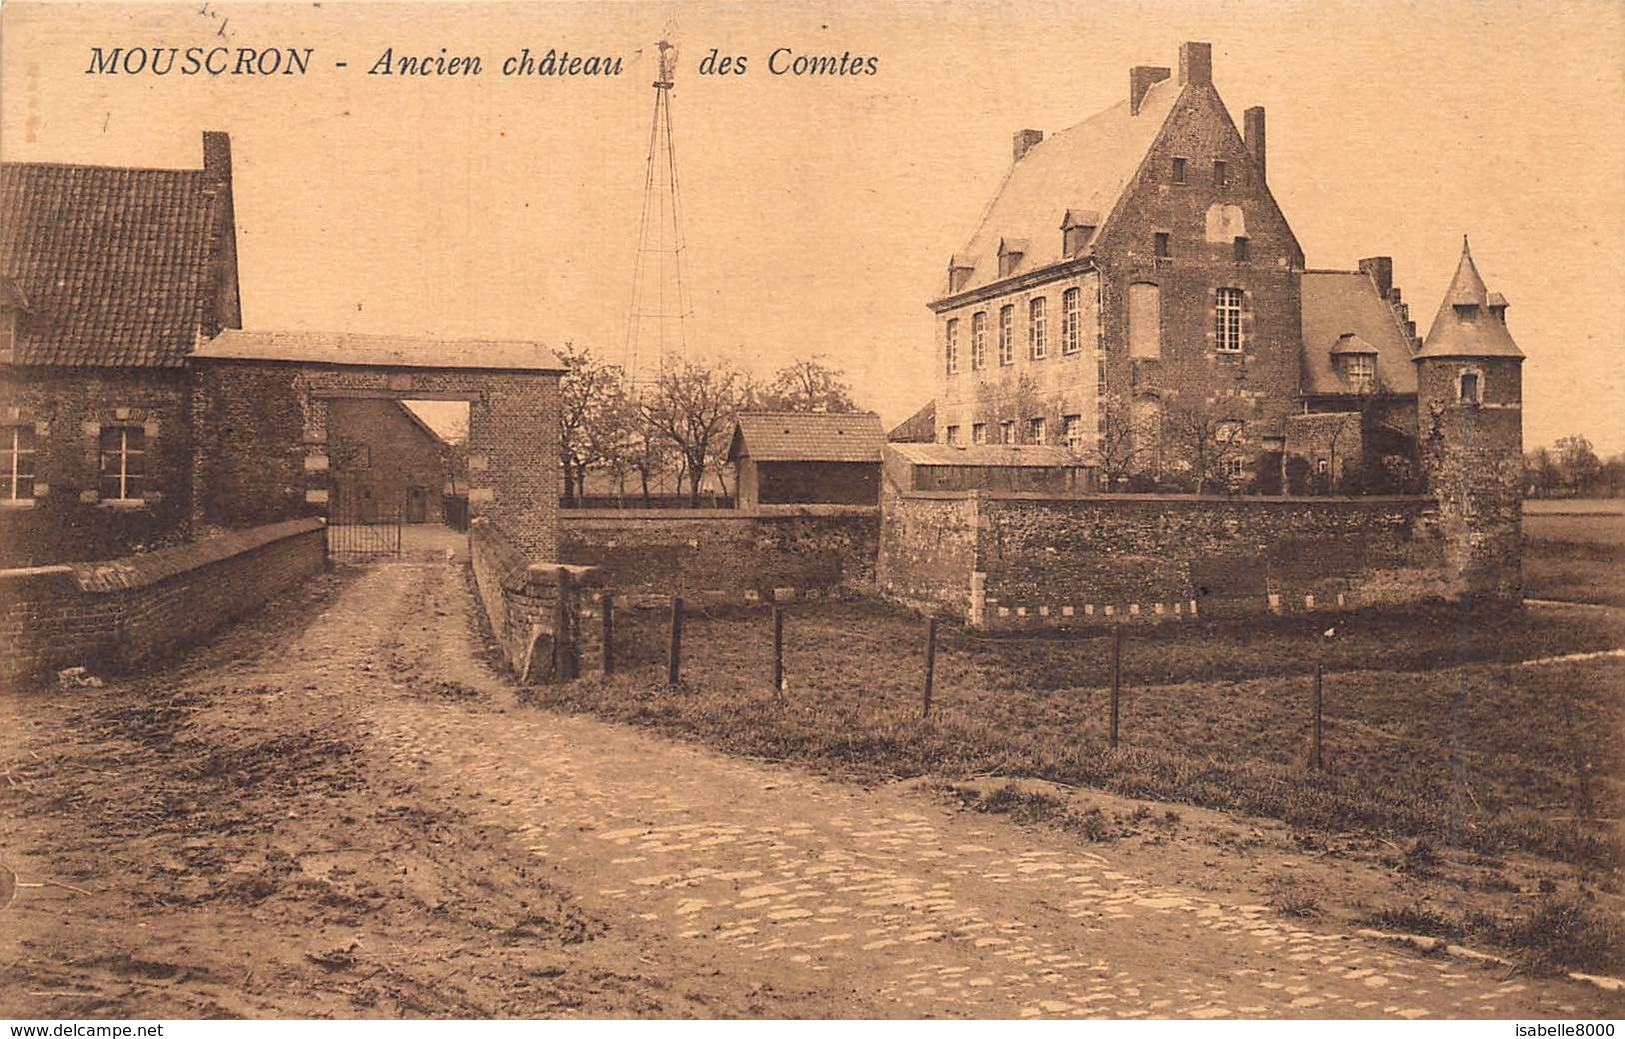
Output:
[945,425,960,445]
[1224,456,1245,479]
[98,426,146,501]
[1062,288,1082,354]
[945,318,960,374]
[1215,287,1244,352]
[1028,297,1047,360]
[972,423,988,444]
[971,312,987,370]
[999,420,1016,444]
[1028,417,1047,445]
[998,305,1015,366]
[2,425,35,502]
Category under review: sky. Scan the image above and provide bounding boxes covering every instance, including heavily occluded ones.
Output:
[3,0,1622,453]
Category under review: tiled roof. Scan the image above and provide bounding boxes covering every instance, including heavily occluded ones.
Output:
[942,79,1179,296]
[1,162,223,367]
[886,442,1088,468]
[1415,240,1523,360]
[196,329,567,372]
[1300,271,1419,396]
[887,399,936,443]
[729,412,886,463]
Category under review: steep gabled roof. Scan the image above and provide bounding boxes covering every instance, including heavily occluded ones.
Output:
[887,399,936,443]
[943,79,1180,296]
[0,160,226,367]
[1415,239,1523,360]
[728,412,886,464]
[1301,270,1419,396]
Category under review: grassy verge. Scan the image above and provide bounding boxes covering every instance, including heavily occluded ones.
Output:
[1362,896,1625,977]
[1525,512,1625,606]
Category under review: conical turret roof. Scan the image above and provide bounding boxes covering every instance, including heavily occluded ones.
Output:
[1414,237,1523,360]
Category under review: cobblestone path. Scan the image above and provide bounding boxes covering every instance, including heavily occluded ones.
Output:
[328,562,1607,1020]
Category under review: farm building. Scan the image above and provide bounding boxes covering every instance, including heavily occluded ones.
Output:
[728,412,886,509]
[324,399,462,524]
[883,442,1095,496]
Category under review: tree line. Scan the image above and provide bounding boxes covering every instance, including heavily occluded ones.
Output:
[1525,436,1625,499]
[558,346,861,506]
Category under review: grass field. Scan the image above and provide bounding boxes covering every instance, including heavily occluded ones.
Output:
[530,596,1623,871]
[1524,507,1625,605]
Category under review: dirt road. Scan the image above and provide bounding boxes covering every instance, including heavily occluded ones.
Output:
[2,560,1616,1018]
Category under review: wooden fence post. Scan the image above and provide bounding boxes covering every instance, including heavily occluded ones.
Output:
[1312,663,1324,771]
[1109,624,1122,749]
[601,592,615,676]
[922,617,938,718]
[667,595,684,686]
[772,606,785,696]
[554,568,576,681]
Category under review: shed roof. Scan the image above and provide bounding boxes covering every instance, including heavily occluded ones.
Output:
[195,329,566,372]
[0,159,227,366]
[1300,270,1418,396]
[886,442,1089,468]
[941,79,1180,296]
[728,412,886,463]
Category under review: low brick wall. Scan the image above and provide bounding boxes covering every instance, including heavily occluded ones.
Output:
[879,491,1448,629]
[470,518,600,681]
[558,505,879,604]
[0,518,326,683]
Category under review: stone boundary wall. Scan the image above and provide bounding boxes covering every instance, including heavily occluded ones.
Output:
[558,505,879,605]
[878,491,1448,629]
[0,518,326,683]
[469,518,601,682]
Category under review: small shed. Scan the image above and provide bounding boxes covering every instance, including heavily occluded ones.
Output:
[727,412,886,509]
[883,442,1096,494]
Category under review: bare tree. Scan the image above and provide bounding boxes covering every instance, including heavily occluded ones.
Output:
[640,359,749,506]
[1086,393,1150,490]
[760,356,859,413]
[1163,398,1248,495]
[557,342,625,504]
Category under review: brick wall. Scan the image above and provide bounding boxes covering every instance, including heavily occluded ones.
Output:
[558,506,880,604]
[1,367,195,566]
[0,518,325,684]
[879,491,1448,629]
[469,517,600,682]
[754,461,880,506]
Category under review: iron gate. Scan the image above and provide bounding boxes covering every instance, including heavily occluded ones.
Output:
[326,486,402,561]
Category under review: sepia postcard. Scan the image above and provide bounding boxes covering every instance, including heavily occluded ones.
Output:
[1,0,1621,1027]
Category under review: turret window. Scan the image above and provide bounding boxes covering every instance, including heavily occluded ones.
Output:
[1459,371,1481,406]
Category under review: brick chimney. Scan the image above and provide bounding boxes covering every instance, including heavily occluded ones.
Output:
[1179,41,1212,87]
[1129,65,1171,115]
[199,131,242,334]
[1244,106,1266,183]
[1359,256,1394,299]
[1012,128,1044,162]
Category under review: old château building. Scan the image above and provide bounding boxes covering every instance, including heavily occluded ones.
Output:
[930,42,1430,491]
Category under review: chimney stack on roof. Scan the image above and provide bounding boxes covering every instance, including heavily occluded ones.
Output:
[1179,41,1212,87]
[1359,256,1394,300]
[1129,65,1171,115]
[202,130,232,189]
[1244,106,1266,183]
[1012,128,1045,162]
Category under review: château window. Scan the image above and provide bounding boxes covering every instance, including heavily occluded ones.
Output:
[2,425,36,502]
[971,312,987,370]
[998,305,1015,366]
[1154,233,1171,259]
[1029,297,1047,360]
[1028,417,1046,445]
[1346,354,1375,393]
[945,318,960,374]
[1215,287,1244,353]
[1233,236,1250,262]
[1097,356,1108,399]
[999,420,1016,444]
[1214,160,1229,187]
[1062,414,1082,449]
[98,426,146,501]
[1172,157,1188,185]
[1061,288,1082,354]
[971,423,988,444]
[945,425,960,445]
[1459,371,1481,406]
[1224,457,1245,480]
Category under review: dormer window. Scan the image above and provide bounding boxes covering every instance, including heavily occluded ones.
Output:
[997,238,1028,279]
[1060,209,1099,259]
[948,255,976,294]
[1345,354,1375,393]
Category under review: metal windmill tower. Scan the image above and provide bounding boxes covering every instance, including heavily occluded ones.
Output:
[624,36,694,385]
